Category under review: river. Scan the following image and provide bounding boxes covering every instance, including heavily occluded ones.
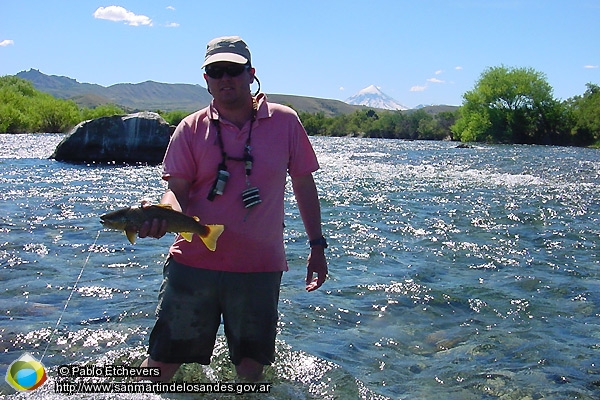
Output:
[1,134,599,399]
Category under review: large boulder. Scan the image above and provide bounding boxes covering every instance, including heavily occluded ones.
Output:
[51,112,174,164]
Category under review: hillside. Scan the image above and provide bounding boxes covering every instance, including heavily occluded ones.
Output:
[14,69,456,116]
[407,105,459,115]
[267,94,362,116]
[16,69,213,112]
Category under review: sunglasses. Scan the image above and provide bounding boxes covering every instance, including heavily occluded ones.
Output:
[205,64,250,79]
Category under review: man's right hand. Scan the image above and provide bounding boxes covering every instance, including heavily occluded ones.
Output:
[138,200,168,239]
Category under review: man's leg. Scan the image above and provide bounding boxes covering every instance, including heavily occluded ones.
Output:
[140,357,181,382]
[223,271,282,382]
[235,357,264,382]
[145,259,221,380]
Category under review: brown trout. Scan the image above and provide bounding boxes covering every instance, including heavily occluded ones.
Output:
[100,204,224,251]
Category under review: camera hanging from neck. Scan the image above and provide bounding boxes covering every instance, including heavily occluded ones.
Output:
[207,99,262,210]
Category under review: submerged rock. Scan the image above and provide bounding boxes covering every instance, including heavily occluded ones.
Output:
[455,143,474,149]
[51,112,173,164]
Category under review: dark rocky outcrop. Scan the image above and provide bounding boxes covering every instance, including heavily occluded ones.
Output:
[51,112,173,164]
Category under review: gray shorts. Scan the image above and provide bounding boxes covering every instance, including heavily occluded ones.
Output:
[148,257,282,366]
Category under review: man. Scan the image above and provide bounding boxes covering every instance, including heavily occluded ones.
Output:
[138,36,328,382]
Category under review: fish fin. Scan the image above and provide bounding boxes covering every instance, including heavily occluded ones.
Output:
[125,229,137,244]
[180,232,194,242]
[200,224,225,252]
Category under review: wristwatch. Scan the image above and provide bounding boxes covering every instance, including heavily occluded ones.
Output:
[309,236,328,249]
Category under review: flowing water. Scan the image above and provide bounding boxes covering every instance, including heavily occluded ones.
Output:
[0,134,599,399]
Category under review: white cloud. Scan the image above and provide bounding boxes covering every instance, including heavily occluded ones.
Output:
[0,39,15,47]
[339,86,345,91]
[165,22,180,28]
[427,78,445,84]
[435,70,443,75]
[410,85,427,92]
[166,6,176,11]
[455,66,463,70]
[93,6,152,26]
[584,65,599,69]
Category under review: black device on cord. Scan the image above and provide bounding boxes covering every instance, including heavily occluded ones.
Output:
[207,107,261,209]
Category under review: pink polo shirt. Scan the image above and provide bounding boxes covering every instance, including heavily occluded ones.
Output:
[161,94,319,272]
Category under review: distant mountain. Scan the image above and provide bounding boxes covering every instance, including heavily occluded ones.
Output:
[14,69,361,116]
[267,93,360,116]
[345,85,409,111]
[16,69,212,112]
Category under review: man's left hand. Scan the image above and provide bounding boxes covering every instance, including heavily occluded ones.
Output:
[306,248,327,292]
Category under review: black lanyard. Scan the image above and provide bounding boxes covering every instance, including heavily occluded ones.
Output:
[211,109,256,177]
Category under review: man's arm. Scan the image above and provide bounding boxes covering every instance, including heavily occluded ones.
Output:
[163,177,191,213]
[291,173,328,292]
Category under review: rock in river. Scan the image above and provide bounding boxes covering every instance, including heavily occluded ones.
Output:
[51,112,173,164]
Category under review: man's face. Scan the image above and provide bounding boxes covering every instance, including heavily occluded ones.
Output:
[204,62,255,107]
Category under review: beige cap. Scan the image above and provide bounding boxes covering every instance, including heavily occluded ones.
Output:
[201,36,251,68]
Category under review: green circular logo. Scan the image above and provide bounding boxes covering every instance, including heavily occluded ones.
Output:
[5,353,47,391]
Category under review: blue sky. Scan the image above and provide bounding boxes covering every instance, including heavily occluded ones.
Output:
[1,1,598,108]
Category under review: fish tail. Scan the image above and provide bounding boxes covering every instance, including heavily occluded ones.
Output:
[199,224,225,251]
[180,232,194,242]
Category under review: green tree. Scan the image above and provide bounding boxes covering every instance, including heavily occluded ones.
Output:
[367,111,403,138]
[0,103,29,133]
[299,111,328,136]
[81,104,126,121]
[452,66,565,144]
[0,75,80,132]
[451,106,491,142]
[401,109,430,140]
[435,111,459,140]
[36,94,80,132]
[325,114,350,137]
[347,109,379,136]
[0,76,39,132]
[568,83,600,146]
[160,110,189,126]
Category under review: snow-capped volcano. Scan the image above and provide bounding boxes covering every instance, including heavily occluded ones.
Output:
[345,85,409,110]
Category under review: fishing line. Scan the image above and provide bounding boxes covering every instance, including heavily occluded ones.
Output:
[41,230,101,363]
